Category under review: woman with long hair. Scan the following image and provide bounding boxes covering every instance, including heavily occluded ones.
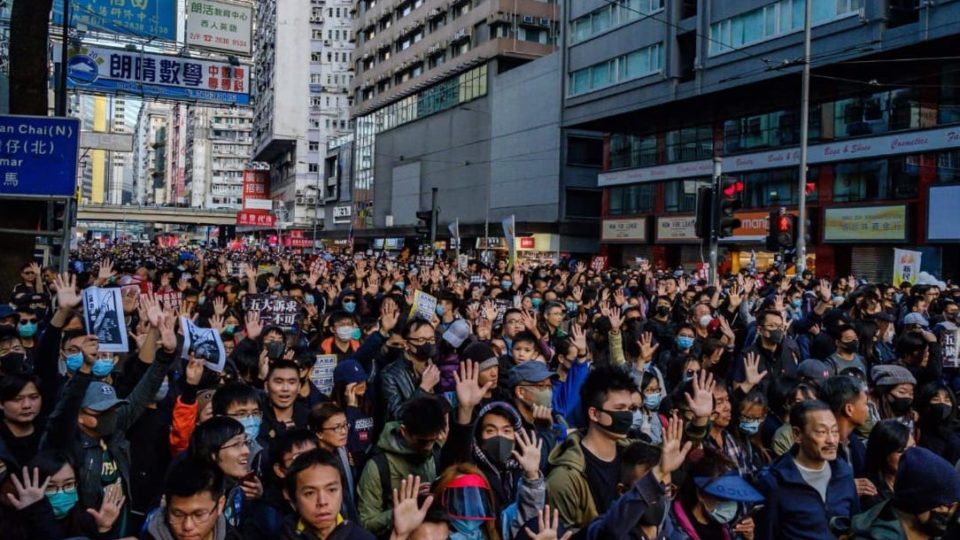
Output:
[862,420,914,510]
[914,381,960,464]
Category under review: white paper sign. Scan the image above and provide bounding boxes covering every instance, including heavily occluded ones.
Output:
[83,287,129,353]
[180,317,227,372]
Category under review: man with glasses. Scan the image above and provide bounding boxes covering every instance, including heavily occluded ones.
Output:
[358,394,444,537]
[509,360,565,470]
[380,318,440,420]
[144,456,242,540]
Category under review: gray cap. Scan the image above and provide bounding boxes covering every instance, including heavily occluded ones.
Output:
[442,319,472,348]
[871,364,917,387]
[903,312,929,328]
[80,382,128,412]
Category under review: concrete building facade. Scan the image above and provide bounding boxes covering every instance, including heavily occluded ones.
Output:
[184,106,253,209]
[133,102,173,206]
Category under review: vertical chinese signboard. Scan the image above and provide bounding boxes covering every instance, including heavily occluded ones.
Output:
[237,169,274,227]
[186,0,254,55]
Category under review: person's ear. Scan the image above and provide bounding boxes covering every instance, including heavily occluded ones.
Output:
[791,424,802,443]
[273,463,285,480]
[216,495,226,514]
[616,482,627,496]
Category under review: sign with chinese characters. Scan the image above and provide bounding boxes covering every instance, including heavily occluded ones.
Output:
[284,230,313,248]
[0,115,80,196]
[236,211,276,227]
[656,216,699,242]
[309,355,338,396]
[893,248,922,287]
[518,237,536,249]
[53,0,177,41]
[242,294,300,328]
[601,218,647,242]
[186,0,253,55]
[823,205,908,243]
[242,169,269,208]
[333,205,352,223]
[57,44,249,106]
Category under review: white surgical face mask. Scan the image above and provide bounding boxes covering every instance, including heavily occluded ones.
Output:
[699,315,713,328]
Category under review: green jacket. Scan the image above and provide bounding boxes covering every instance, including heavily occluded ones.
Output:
[546,431,597,535]
[849,500,907,540]
[356,421,438,537]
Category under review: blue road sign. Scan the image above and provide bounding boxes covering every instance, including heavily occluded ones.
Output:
[52,0,178,42]
[0,115,80,197]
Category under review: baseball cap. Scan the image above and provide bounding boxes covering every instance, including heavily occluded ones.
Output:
[442,319,472,349]
[903,312,929,328]
[507,361,556,388]
[81,382,129,412]
[694,472,765,503]
[333,358,368,385]
[0,304,19,323]
[797,359,831,385]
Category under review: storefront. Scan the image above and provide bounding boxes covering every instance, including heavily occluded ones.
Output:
[821,204,909,282]
[474,234,561,265]
[655,216,701,269]
[601,217,650,267]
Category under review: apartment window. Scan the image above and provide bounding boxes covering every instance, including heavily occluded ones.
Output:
[609,184,656,215]
[569,0,665,44]
[664,179,708,213]
[452,0,470,18]
[609,133,657,169]
[709,0,863,55]
[518,27,548,44]
[665,126,713,163]
[833,156,918,202]
[311,73,323,84]
[312,29,323,39]
[833,89,920,138]
[429,15,446,32]
[428,52,445,69]
[737,168,818,208]
[311,52,322,62]
[723,107,822,153]
[567,137,603,166]
[311,96,323,107]
[568,43,663,96]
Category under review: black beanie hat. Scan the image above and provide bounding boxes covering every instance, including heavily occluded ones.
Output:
[893,447,960,514]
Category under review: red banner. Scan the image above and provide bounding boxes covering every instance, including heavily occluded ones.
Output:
[242,170,270,210]
[237,211,275,227]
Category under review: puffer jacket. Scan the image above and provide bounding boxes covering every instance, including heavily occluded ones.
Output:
[356,421,438,537]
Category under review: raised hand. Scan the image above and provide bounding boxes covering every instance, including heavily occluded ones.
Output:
[520,309,541,339]
[613,288,626,308]
[55,272,82,310]
[380,298,400,334]
[141,293,163,328]
[245,311,263,341]
[654,411,693,483]
[684,369,716,420]
[532,404,553,427]
[88,481,125,533]
[575,261,586,274]
[158,312,178,353]
[4,467,49,510]
[607,304,624,333]
[98,258,116,282]
[454,360,494,420]
[570,324,589,362]
[209,314,225,333]
[638,331,659,363]
[185,357,205,386]
[512,428,543,479]
[743,352,767,389]
[212,296,227,316]
[728,282,743,309]
[391,475,435,540]
[524,505,573,540]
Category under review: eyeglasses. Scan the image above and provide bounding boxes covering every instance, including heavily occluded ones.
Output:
[168,503,219,525]
[220,437,249,451]
[19,319,37,324]
[227,411,262,420]
[45,481,77,495]
[407,337,436,346]
[520,382,553,391]
[321,422,349,433]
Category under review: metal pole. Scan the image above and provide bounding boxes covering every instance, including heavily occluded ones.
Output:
[430,187,438,251]
[709,157,721,284]
[56,0,70,117]
[59,199,73,273]
[796,0,813,274]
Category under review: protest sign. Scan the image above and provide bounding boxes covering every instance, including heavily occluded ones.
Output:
[242,294,300,327]
[409,290,438,321]
[309,354,338,396]
[893,249,922,286]
[155,290,182,312]
[82,287,128,353]
[180,317,226,373]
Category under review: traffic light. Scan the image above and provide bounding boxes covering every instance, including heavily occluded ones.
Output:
[717,178,743,238]
[769,212,797,250]
[415,210,433,239]
[694,186,714,239]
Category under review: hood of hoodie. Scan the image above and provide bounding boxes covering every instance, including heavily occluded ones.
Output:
[547,430,587,473]
[377,420,423,457]
[472,401,524,472]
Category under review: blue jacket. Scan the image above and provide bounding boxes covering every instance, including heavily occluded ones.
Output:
[757,448,859,540]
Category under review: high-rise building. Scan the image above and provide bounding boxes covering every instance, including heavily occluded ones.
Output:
[348,0,561,232]
[133,102,172,206]
[253,0,355,229]
[73,94,139,204]
[184,106,253,209]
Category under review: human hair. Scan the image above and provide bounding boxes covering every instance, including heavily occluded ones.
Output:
[188,416,245,467]
[433,462,501,540]
[820,376,865,418]
[863,420,911,479]
[916,381,958,428]
[738,389,768,416]
[163,456,226,502]
[266,359,300,379]
[619,441,661,484]
[678,447,737,511]
[400,395,447,437]
[579,364,639,418]
[283,448,342,500]
[833,323,857,341]
[60,329,87,349]
[402,317,434,339]
[268,429,318,470]
[329,311,356,327]
[511,331,538,349]
[639,370,660,394]
[894,331,927,357]
[308,402,345,433]
[789,399,832,431]
[211,382,261,416]
[0,373,41,402]
[27,450,74,480]
[758,310,784,326]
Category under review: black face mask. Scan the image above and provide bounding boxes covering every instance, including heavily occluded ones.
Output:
[655,306,671,318]
[411,342,437,361]
[888,396,913,416]
[839,339,860,353]
[266,341,285,360]
[0,352,26,375]
[95,410,119,438]
[929,403,953,422]
[480,436,513,466]
[599,409,633,436]
[766,329,784,345]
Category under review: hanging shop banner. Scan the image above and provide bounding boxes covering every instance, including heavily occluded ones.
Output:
[53,0,178,41]
[0,115,80,196]
[186,0,254,55]
[823,205,908,243]
[601,218,647,243]
[57,44,250,106]
[892,249,922,287]
[236,211,275,227]
[656,216,699,243]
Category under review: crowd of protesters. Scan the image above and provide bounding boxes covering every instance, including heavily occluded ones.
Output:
[0,241,959,539]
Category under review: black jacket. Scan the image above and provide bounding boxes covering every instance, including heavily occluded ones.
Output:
[280,514,375,540]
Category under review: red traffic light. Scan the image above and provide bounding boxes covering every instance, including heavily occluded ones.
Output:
[778,215,791,232]
[723,180,744,198]
[805,182,816,195]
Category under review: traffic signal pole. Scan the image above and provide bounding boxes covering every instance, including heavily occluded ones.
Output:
[709,157,722,284]
[430,187,438,249]
[795,0,813,274]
